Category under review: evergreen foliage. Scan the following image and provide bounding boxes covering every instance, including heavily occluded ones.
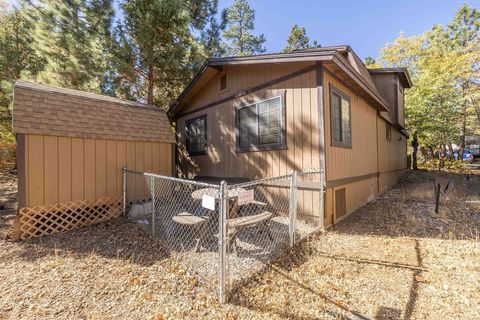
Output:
[283,24,320,52]
[222,0,266,56]
[26,0,115,93]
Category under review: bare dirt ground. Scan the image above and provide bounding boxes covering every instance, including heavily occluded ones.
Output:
[0,169,479,319]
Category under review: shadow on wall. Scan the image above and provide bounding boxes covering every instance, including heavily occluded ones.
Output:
[176,79,323,223]
[177,77,319,181]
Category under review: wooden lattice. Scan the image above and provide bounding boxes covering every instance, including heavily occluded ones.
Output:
[11,196,122,240]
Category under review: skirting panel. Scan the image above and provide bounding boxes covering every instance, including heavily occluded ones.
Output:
[10,196,122,240]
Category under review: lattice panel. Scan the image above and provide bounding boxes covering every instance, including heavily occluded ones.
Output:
[13,196,122,240]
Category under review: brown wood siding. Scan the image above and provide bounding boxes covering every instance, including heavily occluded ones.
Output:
[176,62,320,179]
[371,73,395,123]
[323,67,378,182]
[377,117,407,192]
[21,134,173,207]
[324,68,407,223]
[325,176,378,226]
[397,82,405,127]
[371,73,406,128]
[176,62,322,225]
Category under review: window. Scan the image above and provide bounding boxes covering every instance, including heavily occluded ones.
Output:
[330,87,351,147]
[185,115,207,155]
[236,94,285,151]
[386,123,392,141]
[219,74,227,91]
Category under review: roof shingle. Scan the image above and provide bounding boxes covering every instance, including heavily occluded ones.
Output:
[12,80,175,143]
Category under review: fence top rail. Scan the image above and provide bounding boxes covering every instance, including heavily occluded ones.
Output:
[229,173,293,189]
[143,172,220,188]
[124,169,146,175]
[228,169,323,189]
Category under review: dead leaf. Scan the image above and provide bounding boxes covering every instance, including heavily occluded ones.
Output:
[129,277,141,286]
[415,274,428,283]
[143,293,154,301]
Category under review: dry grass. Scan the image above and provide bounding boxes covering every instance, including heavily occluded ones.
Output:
[0,169,479,319]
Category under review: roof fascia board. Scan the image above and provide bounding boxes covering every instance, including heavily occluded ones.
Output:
[332,53,389,111]
[208,51,334,66]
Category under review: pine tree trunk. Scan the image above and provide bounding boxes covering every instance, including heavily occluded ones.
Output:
[147,65,154,105]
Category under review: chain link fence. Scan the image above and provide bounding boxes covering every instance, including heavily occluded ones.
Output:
[122,168,324,303]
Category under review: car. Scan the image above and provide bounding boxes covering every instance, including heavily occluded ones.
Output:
[463,150,474,163]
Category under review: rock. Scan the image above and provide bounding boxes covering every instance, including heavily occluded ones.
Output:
[128,204,146,220]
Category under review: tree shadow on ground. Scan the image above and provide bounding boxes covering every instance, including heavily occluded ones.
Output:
[2,217,170,267]
[230,170,479,319]
[331,170,480,240]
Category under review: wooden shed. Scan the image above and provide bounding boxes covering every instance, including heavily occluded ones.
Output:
[10,80,175,240]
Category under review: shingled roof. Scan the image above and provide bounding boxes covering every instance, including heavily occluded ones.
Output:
[12,80,175,143]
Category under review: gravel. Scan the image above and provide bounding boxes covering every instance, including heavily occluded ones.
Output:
[0,169,479,319]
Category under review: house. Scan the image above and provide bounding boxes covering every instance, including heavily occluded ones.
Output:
[168,46,412,227]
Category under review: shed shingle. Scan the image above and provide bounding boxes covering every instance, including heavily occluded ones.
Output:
[12,80,175,143]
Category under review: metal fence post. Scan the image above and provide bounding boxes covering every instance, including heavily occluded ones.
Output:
[122,166,127,215]
[150,175,156,236]
[218,181,228,304]
[289,170,298,247]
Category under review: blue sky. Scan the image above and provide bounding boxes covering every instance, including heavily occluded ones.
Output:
[6,0,479,60]
[218,0,480,59]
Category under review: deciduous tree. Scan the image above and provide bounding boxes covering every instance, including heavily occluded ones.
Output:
[379,4,479,160]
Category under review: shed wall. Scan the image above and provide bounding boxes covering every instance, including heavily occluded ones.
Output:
[18,134,173,208]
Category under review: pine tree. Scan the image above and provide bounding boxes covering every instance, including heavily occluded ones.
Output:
[0,2,44,140]
[222,0,266,56]
[26,0,114,93]
[113,0,201,106]
[283,24,320,53]
[197,0,226,57]
[283,25,309,52]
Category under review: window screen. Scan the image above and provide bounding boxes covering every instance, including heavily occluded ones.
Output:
[237,95,284,151]
[185,115,207,155]
[330,88,351,147]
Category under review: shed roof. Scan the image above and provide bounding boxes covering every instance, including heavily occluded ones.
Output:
[12,80,175,143]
